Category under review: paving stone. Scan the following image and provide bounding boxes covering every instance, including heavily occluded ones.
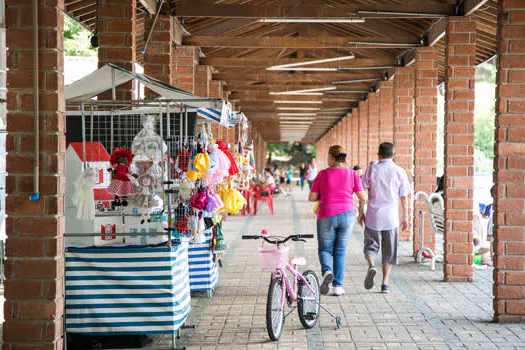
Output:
[168,190,525,350]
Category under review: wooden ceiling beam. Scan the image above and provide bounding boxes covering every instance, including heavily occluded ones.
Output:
[215,72,384,83]
[464,0,490,16]
[175,1,455,18]
[202,56,398,68]
[184,36,422,48]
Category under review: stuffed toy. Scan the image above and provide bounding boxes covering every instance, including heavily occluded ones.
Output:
[107,148,135,204]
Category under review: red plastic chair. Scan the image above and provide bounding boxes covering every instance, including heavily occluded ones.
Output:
[253,184,275,215]
[240,189,253,216]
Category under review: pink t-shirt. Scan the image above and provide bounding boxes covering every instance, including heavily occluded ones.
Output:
[311,168,363,220]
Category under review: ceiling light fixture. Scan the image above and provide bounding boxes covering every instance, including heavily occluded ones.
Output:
[276,107,320,111]
[270,87,337,95]
[259,18,365,24]
[326,90,368,93]
[346,41,423,47]
[323,98,359,101]
[356,10,444,18]
[267,55,355,71]
[277,113,317,116]
[268,67,339,72]
[274,100,323,104]
[332,78,382,84]
[338,66,396,70]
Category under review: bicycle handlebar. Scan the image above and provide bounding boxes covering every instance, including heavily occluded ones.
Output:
[241,234,314,245]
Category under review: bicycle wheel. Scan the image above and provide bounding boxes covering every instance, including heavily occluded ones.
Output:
[297,269,320,329]
[266,276,285,341]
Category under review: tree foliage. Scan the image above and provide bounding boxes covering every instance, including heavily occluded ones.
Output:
[63,16,97,57]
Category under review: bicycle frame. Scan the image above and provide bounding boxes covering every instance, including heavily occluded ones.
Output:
[273,262,317,311]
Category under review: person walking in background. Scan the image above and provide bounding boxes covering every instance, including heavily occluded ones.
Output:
[286,165,294,192]
[309,146,367,297]
[352,165,363,178]
[307,158,318,189]
[299,162,307,190]
[359,142,411,294]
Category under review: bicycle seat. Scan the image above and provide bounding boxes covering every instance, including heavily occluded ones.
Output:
[289,256,306,266]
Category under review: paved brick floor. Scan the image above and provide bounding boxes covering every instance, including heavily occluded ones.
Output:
[172,190,525,350]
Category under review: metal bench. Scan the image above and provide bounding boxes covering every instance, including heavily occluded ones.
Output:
[414,191,445,270]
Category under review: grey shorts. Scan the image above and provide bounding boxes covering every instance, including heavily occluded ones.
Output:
[363,227,398,265]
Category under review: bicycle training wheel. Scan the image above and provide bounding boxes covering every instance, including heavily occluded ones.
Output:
[297,270,320,329]
[266,277,285,341]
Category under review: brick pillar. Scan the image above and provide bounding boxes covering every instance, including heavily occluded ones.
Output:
[173,46,198,94]
[358,100,368,167]
[143,15,173,99]
[5,1,65,347]
[345,114,352,158]
[209,80,224,140]
[443,16,476,282]
[493,1,525,322]
[98,0,136,100]
[368,92,380,161]
[195,65,212,98]
[379,80,394,143]
[351,109,359,167]
[393,66,415,241]
[413,47,440,254]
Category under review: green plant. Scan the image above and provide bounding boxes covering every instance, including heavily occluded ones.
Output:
[63,16,97,57]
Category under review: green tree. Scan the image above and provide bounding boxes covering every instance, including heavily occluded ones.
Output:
[63,16,97,57]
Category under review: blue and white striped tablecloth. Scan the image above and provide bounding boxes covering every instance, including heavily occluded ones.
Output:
[65,244,191,335]
[188,231,219,292]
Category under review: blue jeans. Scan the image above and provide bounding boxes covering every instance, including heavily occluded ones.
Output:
[300,175,305,189]
[317,210,356,287]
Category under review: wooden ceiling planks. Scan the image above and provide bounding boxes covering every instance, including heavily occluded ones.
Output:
[62,0,498,143]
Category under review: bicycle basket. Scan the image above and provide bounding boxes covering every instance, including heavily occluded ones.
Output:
[259,246,289,270]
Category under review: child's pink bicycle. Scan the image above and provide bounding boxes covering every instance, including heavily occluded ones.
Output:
[242,230,342,341]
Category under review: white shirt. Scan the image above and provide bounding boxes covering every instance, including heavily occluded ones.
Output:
[307,164,318,181]
[363,159,411,231]
[265,175,275,185]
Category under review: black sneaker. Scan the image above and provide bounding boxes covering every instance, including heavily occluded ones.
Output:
[364,266,376,290]
[320,271,334,295]
[381,284,392,293]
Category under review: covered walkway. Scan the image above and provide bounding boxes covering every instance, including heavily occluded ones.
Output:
[173,192,524,349]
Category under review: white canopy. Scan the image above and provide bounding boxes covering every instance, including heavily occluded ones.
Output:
[64,64,223,110]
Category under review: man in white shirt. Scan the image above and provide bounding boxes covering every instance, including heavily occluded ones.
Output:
[358,142,411,293]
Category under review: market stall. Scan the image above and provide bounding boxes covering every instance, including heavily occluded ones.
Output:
[63,64,254,347]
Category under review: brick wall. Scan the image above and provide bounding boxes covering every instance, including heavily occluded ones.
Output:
[378,80,394,143]
[393,66,415,241]
[345,113,352,158]
[195,65,212,98]
[143,15,173,99]
[172,46,198,94]
[97,0,136,100]
[413,47,439,254]
[209,80,223,140]
[443,16,476,282]
[5,1,66,347]
[493,0,525,322]
[368,92,380,160]
[351,108,359,167]
[358,100,368,167]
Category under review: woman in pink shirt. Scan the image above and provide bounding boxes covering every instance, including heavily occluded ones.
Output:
[309,145,366,296]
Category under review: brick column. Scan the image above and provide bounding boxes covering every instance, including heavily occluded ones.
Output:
[172,46,198,94]
[5,1,65,347]
[368,92,380,161]
[209,80,224,140]
[443,16,476,282]
[351,109,359,167]
[413,47,439,254]
[379,80,394,143]
[345,113,352,159]
[493,1,525,322]
[143,15,173,99]
[195,65,212,98]
[98,0,136,100]
[358,100,368,167]
[393,66,415,241]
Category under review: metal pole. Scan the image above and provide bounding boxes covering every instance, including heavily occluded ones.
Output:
[90,104,94,142]
[81,103,86,171]
[111,69,116,101]
[184,107,188,143]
